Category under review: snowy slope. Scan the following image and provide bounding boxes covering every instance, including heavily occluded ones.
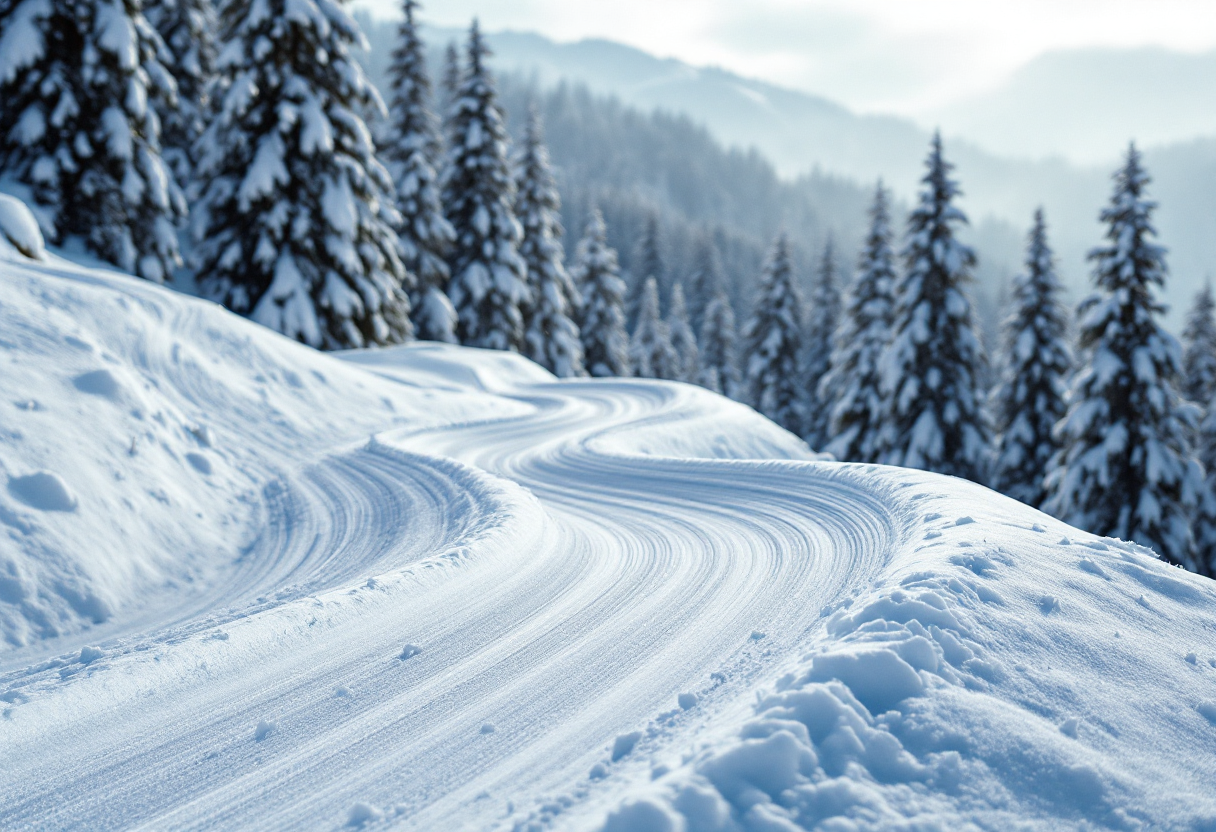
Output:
[2,255,1216,831]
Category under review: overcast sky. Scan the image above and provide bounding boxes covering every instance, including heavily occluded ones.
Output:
[352,0,1216,115]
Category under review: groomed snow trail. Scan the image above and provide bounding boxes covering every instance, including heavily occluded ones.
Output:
[4,258,1216,831]
[0,259,901,830]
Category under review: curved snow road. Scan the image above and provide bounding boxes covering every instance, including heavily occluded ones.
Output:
[0,375,902,830]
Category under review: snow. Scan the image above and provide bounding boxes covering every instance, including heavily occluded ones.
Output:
[1,254,1215,829]
[0,193,46,261]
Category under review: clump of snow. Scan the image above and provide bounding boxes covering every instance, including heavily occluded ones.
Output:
[677,692,697,710]
[611,731,643,762]
[0,193,45,260]
[399,644,422,660]
[77,645,103,664]
[254,719,275,742]
[479,722,496,734]
[346,802,383,827]
[7,471,76,512]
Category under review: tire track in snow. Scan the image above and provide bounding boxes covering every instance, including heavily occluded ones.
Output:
[0,377,901,830]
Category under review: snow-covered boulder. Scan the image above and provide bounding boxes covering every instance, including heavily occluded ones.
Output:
[0,193,45,261]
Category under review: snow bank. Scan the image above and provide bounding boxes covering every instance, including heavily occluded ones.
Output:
[589,472,1216,831]
[0,255,524,650]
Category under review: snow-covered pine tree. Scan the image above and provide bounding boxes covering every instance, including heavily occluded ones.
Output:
[439,41,460,120]
[1043,146,1202,569]
[384,0,457,343]
[631,277,680,379]
[516,108,583,376]
[0,0,184,281]
[1195,407,1216,576]
[628,213,664,330]
[1181,283,1216,405]
[698,292,739,397]
[742,234,804,435]
[193,0,411,348]
[144,0,216,194]
[441,21,529,351]
[991,208,1072,507]
[667,282,699,382]
[687,231,726,334]
[819,183,897,463]
[803,239,843,447]
[877,133,991,482]
[573,208,630,377]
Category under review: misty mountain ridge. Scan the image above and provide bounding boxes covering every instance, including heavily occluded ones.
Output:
[355,14,1216,327]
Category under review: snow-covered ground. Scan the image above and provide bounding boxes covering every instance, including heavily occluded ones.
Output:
[2,249,1216,830]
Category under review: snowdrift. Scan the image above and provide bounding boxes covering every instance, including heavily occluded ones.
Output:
[2,255,1215,830]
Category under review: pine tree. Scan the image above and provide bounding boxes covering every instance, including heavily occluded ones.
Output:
[441,22,529,351]
[687,231,726,334]
[877,134,991,482]
[1043,145,1201,570]
[820,183,897,463]
[628,213,664,330]
[516,108,584,376]
[144,0,216,194]
[573,209,630,378]
[991,209,1072,507]
[667,282,699,382]
[439,41,460,120]
[803,239,843,447]
[1194,407,1216,577]
[0,0,185,281]
[631,277,679,379]
[1181,283,1216,405]
[384,0,457,343]
[698,292,740,397]
[742,234,804,435]
[193,0,411,348]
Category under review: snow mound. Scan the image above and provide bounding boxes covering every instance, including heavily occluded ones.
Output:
[0,254,524,649]
[589,477,1216,831]
[0,194,45,261]
[6,472,76,512]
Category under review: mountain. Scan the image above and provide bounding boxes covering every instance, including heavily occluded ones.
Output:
[932,47,1216,165]
[356,15,1216,325]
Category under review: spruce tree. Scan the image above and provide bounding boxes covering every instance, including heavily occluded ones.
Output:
[820,183,897,463]
[877,134,991,482]
[628,213,664,330]
[687,231,726,334]
[742,234,804,435]
[0,0,184,281]
[667,282,699,382]
[1181,284,1216,405]
[573,209,630,377]
[1043,145,1201,570]
[440,41,460,120]
[516,108,584,376]
[631,277,679,379]
[384,0,457,343]
[1194,408,1216,577]
[144,0,216,194]
[803,239,843,447]
[193,0,411,348]
[991,209,1072,507]
[698,293,740,398]
[442,22,529,351]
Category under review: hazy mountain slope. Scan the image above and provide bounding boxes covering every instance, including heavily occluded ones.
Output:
[933,47,1216,165]
[357,15,1213,323]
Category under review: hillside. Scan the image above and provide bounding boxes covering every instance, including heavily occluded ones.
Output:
[3,202,1216,830]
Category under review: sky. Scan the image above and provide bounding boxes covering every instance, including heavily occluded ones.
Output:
[352,0,1216,116]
